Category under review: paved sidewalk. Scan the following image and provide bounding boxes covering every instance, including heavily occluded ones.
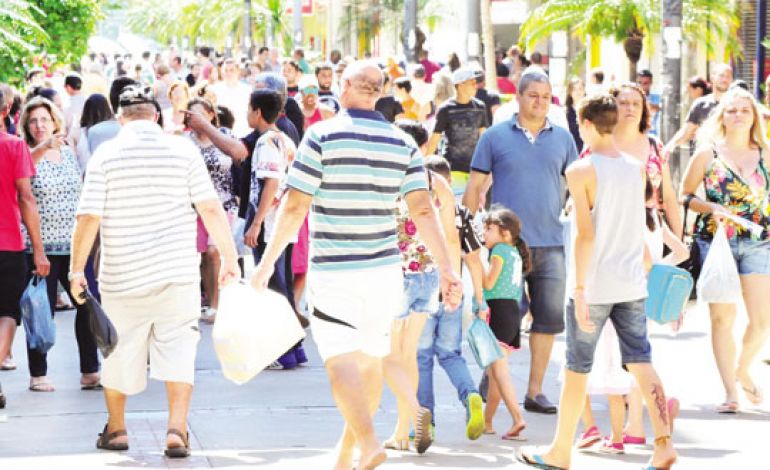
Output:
[0,300,767,469]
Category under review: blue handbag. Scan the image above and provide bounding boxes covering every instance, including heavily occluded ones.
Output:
[467,316,503,369]
[645,264,693,324]
[20,276,56,353]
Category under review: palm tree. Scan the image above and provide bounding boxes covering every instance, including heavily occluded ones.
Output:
[125,0,290,52]
[0,0,47,54]
[519,0,740,80]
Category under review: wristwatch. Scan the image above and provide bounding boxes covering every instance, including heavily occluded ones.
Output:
[67,271,85,282]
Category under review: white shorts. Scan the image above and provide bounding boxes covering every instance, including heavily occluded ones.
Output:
[307,264,405,362]
[100,283,201,395]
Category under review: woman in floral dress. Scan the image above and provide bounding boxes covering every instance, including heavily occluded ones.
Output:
[381,121,461,453]
[680,87,770,413]
[20,97,100,391]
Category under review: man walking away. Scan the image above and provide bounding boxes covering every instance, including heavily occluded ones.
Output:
[69,86,239,458]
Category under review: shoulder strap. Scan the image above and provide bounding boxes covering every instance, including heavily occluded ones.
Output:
[427,169,433,191]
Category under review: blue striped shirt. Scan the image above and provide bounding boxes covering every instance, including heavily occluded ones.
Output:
[287,108,428,271]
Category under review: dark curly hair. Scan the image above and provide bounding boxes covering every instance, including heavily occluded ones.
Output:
[609,82,651,133]
[484,205,532,274]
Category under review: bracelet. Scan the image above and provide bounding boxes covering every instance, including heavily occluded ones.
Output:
[67,271,85,281]
[683,193,697,209]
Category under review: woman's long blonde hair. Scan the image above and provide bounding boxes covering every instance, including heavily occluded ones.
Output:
[696,87,770,152]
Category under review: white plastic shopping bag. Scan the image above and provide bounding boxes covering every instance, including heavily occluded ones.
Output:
[696,223,742,303]
[213,282,306,384]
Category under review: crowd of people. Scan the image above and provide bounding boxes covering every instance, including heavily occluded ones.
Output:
[1,41,770,470]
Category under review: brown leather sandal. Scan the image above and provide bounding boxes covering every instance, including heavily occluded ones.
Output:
[164,428,190,458]
[96,424,128,451]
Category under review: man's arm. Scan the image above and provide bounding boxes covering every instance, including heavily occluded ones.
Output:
[565,161,596,333]
[183,110,248,161]
[244,177,279,248]
[432,174,462,273]
[462,171,490,216]
[250,189,312,289]
[464,250,486,307]
[404,189,462,310]
[68,214,101,301]
[664,122,698,154]
[17,178,50,277]
[426,132,442,156]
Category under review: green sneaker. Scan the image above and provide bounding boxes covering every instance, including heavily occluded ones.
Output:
[466,392,484,440]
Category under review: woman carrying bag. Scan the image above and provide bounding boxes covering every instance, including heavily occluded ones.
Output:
[20,97,100,392]
[679,87,770,413]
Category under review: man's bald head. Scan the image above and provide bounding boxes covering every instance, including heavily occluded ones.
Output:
[340,60,383,110]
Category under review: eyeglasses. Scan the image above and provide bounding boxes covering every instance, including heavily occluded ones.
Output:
[302,87,319,96]
[28,116,52,127]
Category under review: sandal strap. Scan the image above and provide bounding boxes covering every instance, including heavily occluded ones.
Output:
[99,424,127,442]
[166,428,189,447]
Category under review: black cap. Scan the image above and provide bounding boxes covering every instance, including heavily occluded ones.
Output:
[118,85,153,108]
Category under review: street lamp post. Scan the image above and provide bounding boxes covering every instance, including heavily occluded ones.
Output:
[661,0,683,183]
[403,0,417,63]
[755,0,767,100]
[293,0,303,49]
[244,0,253,58]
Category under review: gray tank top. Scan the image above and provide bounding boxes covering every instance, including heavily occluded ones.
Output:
[568,153,648,304]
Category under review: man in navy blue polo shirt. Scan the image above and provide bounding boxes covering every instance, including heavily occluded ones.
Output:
[464,70,577,415]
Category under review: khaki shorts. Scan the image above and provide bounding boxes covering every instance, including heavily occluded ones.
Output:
[307,264,404,362]
[101,283,201,395]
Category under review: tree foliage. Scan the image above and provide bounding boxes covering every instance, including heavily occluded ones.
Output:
[519,0,741,74]
[0,0,103,85]
[124,0,290,53]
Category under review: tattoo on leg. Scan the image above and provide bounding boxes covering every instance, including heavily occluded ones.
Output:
[650,384,668,428]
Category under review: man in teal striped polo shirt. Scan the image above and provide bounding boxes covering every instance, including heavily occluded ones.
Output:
[251,60,462,470]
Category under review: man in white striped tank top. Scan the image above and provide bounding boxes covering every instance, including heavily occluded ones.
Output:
[517,95,677,470]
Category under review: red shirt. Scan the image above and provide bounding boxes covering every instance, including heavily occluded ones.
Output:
[0,132,35,251]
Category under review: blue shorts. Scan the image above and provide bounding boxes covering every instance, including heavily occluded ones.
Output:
[696,236,770,275]
[525,246,567,334]
[399,270,440,319]
[565,299,651,374]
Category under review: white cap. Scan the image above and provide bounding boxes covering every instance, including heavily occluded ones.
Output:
[452,67,482,85]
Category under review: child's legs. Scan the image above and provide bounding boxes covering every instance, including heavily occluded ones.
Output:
[488,351,524,424]
[484,369,501,428]
[625,385,645,437]
[607,395,626,443]
[581,397,596,430]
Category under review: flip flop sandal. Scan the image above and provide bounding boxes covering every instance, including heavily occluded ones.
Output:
[502,422,527,441]
[383,438,410,451]
[96,424,128,451]
[716,401,739,414]
[741,385,764,405]
[28,382,55,392]
[81,381,103,391]
[515,448,567,470]
[413,407,433,454]
[164,428,190,458]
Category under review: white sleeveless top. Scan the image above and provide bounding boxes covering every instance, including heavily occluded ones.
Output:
[568,152,648,304]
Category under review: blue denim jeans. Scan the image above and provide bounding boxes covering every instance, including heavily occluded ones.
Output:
[565,298,651,374]
[417,302,478,419]
[526,246,567,334]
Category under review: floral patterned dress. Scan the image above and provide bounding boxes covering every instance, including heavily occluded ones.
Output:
[396,196,437,273]
[189,131,238,212]
[696,150,770,241]
[23,147,82,254]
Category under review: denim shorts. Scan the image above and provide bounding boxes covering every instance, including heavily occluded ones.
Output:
[525,246,567,334]
[565,298,652,374]
[696,236,770,275]
[399,270,440,319]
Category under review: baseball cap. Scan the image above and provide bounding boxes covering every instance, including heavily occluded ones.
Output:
[118,85,153,108]
[452,67,482,85]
